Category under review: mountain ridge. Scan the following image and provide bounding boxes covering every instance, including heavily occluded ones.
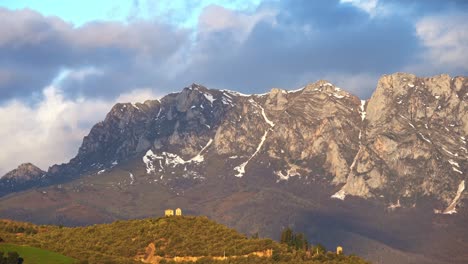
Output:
[0,72,467,264]
[1,72,466,211]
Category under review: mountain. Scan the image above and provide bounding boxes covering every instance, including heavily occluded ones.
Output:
[0,217,369,264]
[2,163,44,181]
[0,163,45,196]
[0,73,466,264]
[335,73,467,213]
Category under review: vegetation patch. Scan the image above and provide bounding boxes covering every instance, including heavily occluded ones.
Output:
[0,243,76,264]
[0,217,369,264]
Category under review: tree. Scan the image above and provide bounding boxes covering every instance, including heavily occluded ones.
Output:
[280,228,309,251]
[294,233,304,250]
[311,243,326,255]
[280,227,293,245]
[250,232,259,239]
[5,252,20,264]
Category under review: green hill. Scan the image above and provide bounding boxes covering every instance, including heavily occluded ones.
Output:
[0,217,370,264]
[0,243,77,264]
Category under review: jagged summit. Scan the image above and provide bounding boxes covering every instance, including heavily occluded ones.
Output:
[335,73,467,213]
[2,163,44,180]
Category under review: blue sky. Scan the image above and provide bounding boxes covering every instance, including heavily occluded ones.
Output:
[0,0,467,173]
[1,0,264,27]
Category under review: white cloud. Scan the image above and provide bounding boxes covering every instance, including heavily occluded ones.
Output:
[295,72,379,99]
[0,86,160,176]
[116,88,161,103]
[414,13,468,73]
[324,73,379,99]
[340,0,379,16]
[198,5,277,42]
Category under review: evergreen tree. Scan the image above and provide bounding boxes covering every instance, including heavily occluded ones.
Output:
[280,227,293,245]
[280,228,309,251]
[5,252,20,264]
[250,232,259,239]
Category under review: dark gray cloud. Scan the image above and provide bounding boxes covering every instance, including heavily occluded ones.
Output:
[0,8,189,102]
[181,0,423,97]
[0,0,467,103]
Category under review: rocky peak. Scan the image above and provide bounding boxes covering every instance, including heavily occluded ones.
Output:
[303,80,342,93]
[336,73,467,213]
[265,88,290,111]
[2,163,44,181]
[175,84,214,112]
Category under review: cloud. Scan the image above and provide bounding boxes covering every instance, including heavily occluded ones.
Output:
[410,13,468,75]
[340,0,378,15]
[0,7,189,102]
[2,1,466,101]
[0,86,160,176]
[179,0,422,97]
[198,4,277,42]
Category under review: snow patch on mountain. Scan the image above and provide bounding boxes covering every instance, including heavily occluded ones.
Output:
[235,130,269,177]
[442,180,465,214]
[234,102,275,177]
[260,106,275,127]
[287,86,304,93]
[388,199,401,210]
[143,139,213,173]
[129,173,135,185]
[143,150,158,174]
[131,103,141,110]
[331,189,346,200]
[234,161,248,178]
[275,168,300,182]
[203,93,215,104]
[360,100,366,121]
[419,133,432,143]
[222,90,251,97]
[190,139,213,163]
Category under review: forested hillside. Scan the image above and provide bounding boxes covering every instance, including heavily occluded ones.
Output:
[0,216,369,264]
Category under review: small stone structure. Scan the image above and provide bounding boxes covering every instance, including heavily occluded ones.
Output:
[336,246,343,255]
[164,208,182,217]
[175,208,182,216]
[165,209,174,217]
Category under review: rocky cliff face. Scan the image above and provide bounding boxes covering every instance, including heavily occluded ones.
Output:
[1,74,466,214]
[335,73,467,213]
[140,81,362,192]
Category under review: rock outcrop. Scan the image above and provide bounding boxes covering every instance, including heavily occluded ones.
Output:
[335,73,467,212]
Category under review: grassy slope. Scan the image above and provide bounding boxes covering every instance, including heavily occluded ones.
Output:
[0,243,76,264]
[0,217,370,264]
[0,217,282,263]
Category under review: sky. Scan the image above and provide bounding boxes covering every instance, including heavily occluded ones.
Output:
[0,0,467,175]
